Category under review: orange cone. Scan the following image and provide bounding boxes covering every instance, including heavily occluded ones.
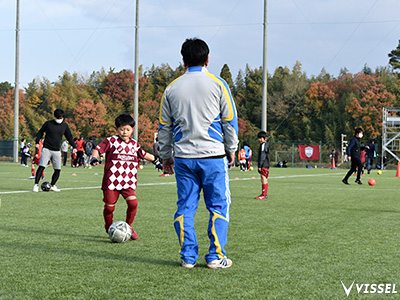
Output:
[396,161,400,178]
[329,157,336,169]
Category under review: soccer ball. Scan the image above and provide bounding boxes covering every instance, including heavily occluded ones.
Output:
[377,170,382,175]
[108,221,132,243]
[250,167,254,171]
[41,181,51,191]
[368,178,376,186]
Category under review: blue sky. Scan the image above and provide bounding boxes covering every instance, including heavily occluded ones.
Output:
[0,0,399,87]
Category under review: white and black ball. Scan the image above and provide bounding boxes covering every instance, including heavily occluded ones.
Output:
[41,181,52,192]
[108,221,132,243]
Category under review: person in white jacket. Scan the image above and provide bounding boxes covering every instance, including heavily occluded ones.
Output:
[158,38,239,269]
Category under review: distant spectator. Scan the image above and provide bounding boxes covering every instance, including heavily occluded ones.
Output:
[61,140,69,166]
[20,138,26,165]
[75,135,86,167]
[21,142,31,167]
[366,138,376,174]
[84,136,96,168]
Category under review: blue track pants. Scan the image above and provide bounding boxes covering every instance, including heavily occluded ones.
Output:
[173,157,231,264]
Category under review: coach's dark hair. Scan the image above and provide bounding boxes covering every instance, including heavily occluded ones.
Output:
[115,114,135,128]
[354,127,363,135]
[181,38,209,67]
[257,131,268,139]
[54,109,65,119]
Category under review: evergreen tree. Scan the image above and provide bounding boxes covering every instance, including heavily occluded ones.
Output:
[0,81,13,97]
[388,40,400,71]
[219,64,234,91]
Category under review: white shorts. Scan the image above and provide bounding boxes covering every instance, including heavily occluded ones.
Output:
[40,148,62,170]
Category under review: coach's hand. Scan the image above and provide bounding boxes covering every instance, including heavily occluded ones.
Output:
[163,157,174,175]
[226,153,235,166]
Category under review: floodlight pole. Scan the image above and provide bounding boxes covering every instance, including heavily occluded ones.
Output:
[133,0,139,140]
[13,0,20,163]
[261,0,268,132]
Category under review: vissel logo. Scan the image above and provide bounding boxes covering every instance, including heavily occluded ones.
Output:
[341,281,355,297]
[305,146,314,158]
[341,281,398,297]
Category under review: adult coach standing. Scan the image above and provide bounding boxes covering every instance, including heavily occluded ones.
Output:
[158,38,239,269]
[32,109,77,192]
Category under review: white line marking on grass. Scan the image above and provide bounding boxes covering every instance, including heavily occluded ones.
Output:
[0,182,179,194]
[270,173,343,179]
[0,172,350,194]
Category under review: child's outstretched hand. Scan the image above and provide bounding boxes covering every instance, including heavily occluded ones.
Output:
[152,158,163,171]
[90,158,99,166]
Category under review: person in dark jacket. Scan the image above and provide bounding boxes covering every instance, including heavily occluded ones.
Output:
[342,127,369,185]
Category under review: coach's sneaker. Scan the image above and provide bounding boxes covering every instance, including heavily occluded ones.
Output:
[50,185,60,192]
[207,256,232,269]
[32,184,39,192]
[255,195,268,200]
[355,180,363,185]
[181,260,196,269]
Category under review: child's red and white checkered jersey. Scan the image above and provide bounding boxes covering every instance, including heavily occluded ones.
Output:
[96,135,147,190]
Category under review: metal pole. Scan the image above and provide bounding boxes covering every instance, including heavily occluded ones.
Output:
[13,0,20,163]
[261,0,267,132]
[133,0,139,140]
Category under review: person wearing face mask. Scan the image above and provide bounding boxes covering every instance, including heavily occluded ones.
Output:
[342,127,369,185]
[32,109,77,192]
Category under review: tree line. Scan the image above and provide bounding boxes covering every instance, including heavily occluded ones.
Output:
[1,43,400,153]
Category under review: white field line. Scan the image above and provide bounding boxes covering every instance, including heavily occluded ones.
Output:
[0,173,344,195]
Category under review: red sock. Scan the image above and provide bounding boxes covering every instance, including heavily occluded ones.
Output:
[126,199,138,226]
[31,167,35,176]
[262,183,269,196]
[103,205,115,233]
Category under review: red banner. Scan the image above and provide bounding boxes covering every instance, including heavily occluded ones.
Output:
[299,145,320,160]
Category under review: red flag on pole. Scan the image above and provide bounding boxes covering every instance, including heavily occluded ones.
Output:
[299,145,320,160]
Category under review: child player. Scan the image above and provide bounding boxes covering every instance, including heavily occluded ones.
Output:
[29,139,45,180]
[90,114,162,240]
[255,131,270,200]
[238,146,246,171]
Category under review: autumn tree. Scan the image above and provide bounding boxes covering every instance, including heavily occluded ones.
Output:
[66,98,109,138]
[302,80,339,141]
[0,89,27,140]
[102,69,135,113]
[345,73,395,138]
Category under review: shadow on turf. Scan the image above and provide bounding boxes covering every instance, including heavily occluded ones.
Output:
[0,224,179,267]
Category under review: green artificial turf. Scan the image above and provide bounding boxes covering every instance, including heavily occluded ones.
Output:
[0,162,399,299]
